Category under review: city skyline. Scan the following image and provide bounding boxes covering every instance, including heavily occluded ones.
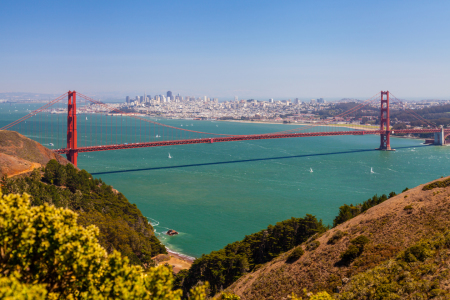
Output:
[1,1,450,98]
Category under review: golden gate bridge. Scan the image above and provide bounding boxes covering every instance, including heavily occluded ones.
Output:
[1,91,448,167]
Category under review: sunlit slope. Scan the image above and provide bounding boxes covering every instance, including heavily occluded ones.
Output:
[227,176,450,299]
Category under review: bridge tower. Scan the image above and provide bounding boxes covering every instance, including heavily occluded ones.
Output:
[67,91,78,166]
[378,91,392,150]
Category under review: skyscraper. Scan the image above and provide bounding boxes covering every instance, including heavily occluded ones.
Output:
[167,91,173,98]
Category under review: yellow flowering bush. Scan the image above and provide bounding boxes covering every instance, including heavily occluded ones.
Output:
[0,191,206,299]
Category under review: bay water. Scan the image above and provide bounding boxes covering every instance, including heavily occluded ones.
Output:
[2,103,449,258]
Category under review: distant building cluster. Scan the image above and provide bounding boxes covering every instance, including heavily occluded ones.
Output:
[125,91,218,106]
[121,91,332,121]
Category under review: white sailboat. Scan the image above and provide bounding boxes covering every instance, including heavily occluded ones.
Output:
[370,167,375,174]
[310,168,313,173]
[86,116,88,120]
[168,153,172,159]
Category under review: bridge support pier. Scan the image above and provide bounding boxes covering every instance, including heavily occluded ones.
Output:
[434,127,445,145]
[67,91,78,166]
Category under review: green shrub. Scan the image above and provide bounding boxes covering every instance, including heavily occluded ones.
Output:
[350,235,370,247]
[327,230,345,244]
[340,244,361,262]
[340,235,370,263]
[404,205,413,211]
[333,193,392,227]
[287,247,304,262]
[402,242,433,263]
[306,240,320,251]
[423,178,450,191]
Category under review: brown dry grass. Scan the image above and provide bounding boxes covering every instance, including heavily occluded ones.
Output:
[227,176,450,300]
[0,130,71,177]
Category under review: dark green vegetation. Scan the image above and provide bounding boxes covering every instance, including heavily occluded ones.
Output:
[1,159,166,265]
[338,231,450,299]
[332,192,396,227]
[175,215,327,296]
[287,247,304,263]
[339,235,370,264]
[327,230,346,245]
[423,177,450,191]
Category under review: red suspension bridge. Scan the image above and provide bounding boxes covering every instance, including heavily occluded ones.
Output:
[1,91,448,167]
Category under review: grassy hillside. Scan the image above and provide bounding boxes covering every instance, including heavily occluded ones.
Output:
[1,159,166,265]
[0,131,69,177]
[224,176,450,299]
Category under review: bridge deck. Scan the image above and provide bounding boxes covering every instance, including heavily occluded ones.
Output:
[54,128,444,154]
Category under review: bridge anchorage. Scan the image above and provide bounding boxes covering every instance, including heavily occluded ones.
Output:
[1,90,447,167]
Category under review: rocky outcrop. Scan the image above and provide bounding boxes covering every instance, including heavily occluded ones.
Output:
[167,229,179,236]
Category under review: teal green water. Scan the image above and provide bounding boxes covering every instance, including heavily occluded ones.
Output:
[2,103,450,258]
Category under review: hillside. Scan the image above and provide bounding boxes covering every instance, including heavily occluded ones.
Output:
[0,131,167,265]
[0,130,70,177]
[225,176,450,299]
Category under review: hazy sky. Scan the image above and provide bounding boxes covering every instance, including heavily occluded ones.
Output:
[1,1,449,99]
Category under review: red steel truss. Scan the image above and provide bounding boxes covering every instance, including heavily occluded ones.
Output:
[54,128,445,155]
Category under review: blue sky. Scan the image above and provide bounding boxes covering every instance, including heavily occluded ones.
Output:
[1,1,449,99]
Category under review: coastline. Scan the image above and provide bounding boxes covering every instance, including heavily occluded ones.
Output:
[166,247,196,263]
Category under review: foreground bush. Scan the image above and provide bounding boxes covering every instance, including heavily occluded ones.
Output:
[337,231,450,299]
[0,191,206,299]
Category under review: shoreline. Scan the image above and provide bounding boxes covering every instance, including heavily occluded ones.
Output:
[166,247,196,263]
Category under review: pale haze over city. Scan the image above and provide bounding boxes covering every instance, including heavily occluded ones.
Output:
[1,0,450,99]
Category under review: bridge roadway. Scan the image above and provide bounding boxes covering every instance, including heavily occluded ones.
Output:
[53,128,447,155]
